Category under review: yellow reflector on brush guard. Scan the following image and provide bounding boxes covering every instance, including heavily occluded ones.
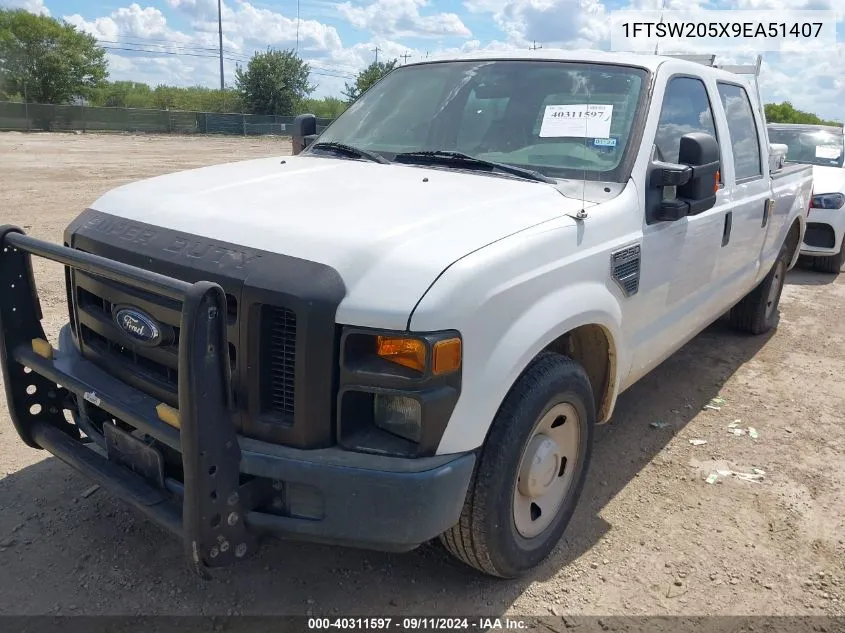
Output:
[156,403,181,429]
[376,336,426,372]
[32,338,54,360]
[433,338,462,375]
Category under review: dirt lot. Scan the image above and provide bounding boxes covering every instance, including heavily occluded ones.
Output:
[0,132,843,617]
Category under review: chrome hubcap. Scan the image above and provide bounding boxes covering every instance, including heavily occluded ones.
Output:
[513,402,581,539]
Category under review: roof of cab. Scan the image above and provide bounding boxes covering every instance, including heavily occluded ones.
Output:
[409,48,715,73]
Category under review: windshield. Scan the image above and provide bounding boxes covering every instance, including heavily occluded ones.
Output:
[768,127,844,168]
[310,60,648,182]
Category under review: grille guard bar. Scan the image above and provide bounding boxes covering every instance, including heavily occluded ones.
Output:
[0,225,255,575]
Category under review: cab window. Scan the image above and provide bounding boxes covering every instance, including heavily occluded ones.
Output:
[654,76,719,164]
[717,82,763,181]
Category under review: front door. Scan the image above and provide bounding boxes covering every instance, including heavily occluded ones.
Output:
[627,75,735,384]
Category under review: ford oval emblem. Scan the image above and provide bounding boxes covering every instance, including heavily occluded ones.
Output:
[113,306,163,346]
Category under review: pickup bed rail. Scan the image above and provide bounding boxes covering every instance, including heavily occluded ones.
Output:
[771,163,813,181]
[0,226,255,575]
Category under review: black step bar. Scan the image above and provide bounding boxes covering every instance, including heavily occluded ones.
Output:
[0,226,255,574]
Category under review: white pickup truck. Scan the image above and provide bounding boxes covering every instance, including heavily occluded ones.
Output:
[767,123,845,273]
[0,50,813,579]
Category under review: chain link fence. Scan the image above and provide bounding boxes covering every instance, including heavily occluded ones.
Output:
[0,102,335,136]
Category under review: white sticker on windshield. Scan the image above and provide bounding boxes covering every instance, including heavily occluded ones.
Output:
[816,145,842,159]
[539,104,613,139]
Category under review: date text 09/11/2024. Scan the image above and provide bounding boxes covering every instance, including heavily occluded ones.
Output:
[307,617,529,630]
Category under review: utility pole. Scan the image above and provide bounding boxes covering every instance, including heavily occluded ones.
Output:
[217,0,224,91]
[296,0,300,52]
[529,40,542,50]
[372,46,381,63]
[425,51,429,58]
[400,52,412,64]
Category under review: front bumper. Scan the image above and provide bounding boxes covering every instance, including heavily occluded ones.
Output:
[800,211,844,256]
[0,227,475,572]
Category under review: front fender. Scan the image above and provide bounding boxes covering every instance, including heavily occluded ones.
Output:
[415,280,626,455]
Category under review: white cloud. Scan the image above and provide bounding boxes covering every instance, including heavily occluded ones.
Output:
[490,0,610,48]
[758,44,844,120]
[212,3,344,52]
[338,0,472,38]
[64,4,185,41]
[1,0,50,15]
[165,0,220,21]
[7,0,844,122]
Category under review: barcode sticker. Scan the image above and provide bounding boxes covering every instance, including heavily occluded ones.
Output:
[539,104,613,139]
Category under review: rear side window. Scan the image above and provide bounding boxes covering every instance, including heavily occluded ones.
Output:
[717,82,763,181]
[654,77,718,164]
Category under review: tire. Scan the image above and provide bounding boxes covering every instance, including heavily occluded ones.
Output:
[812,237,845,274]
[729,240,789,335]
[439,352,595,578]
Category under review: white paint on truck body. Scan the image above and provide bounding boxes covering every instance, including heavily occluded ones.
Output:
[88,50,813,455]
[91,155,591,331]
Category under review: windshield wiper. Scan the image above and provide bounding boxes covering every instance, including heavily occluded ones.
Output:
[393,150,556,184]
[309,141,389,165]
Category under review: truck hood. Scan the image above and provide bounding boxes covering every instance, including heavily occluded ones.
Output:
[90,154,585,329]
[812,165,845,195]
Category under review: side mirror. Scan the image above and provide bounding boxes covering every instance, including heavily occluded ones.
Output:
[292,113,318,155]
[647,132,720,223]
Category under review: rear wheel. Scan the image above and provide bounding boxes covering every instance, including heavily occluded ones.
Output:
[439,352,594,578]
[812,236,845,274]
[729,240,789,335]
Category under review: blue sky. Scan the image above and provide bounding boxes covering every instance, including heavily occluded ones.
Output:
[2,0,843,119]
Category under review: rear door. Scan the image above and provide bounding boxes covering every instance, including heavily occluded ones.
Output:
[711,80,772,304]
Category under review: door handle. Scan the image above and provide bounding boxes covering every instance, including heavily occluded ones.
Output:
[762,198,774,228]
[722,211,732,247]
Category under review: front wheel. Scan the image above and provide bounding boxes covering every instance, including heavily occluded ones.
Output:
[439,352,595,578]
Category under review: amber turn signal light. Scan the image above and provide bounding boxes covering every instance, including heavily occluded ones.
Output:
[376,336,427,372]
[432,338,462,375]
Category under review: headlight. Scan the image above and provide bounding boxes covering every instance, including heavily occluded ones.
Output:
[811,193,845,210]
[373,394,422,442]
[338,328,462,456]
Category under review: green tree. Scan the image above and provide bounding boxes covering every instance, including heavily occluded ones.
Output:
[235,48,314,116]
[0,9,107,103]
[342,59,397,103]
[301,95,347,118]
[765,101,841,127]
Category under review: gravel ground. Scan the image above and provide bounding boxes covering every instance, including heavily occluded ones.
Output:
[0,132,843,617]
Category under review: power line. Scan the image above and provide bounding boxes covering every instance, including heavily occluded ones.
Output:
[99,44,356,78]
[96,32,365,73]
[97,35,361,76]
[98,39,249,59]
[100,45,245,62]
